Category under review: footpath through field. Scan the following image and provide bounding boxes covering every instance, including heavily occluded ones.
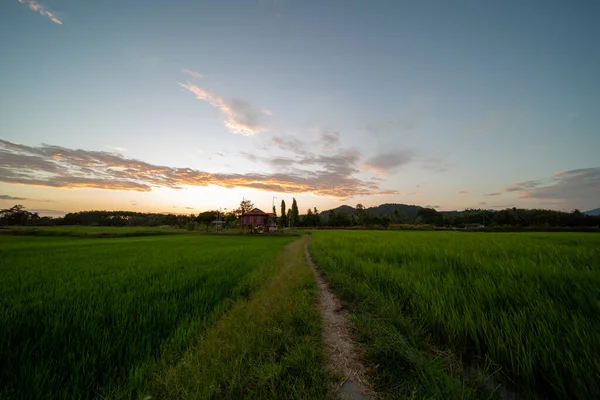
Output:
[305,238,374,400]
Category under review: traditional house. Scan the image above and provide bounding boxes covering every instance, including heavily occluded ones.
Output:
[239,208,278,232]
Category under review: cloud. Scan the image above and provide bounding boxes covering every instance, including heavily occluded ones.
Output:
[0,194,54,202]
[364,151,414,174]
[17,0,62,25]
[1,194,28,201]
[105,145,126,152]
[478,201,487,206]
[0,139,396,198]
[319,130,340,150]
[424,204,440,209]
[504,180,540,192]
[421,156,453,173]
[518,168,600,205]
[484,168,600,209]
[459,191,469,194]
[182,69,204,79]
[179,82,270,136]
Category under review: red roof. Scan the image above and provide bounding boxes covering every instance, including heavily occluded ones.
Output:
[241,208,270,216]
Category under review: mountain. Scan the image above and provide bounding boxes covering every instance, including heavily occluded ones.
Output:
[584,208,600,216]
[319,203,423,218]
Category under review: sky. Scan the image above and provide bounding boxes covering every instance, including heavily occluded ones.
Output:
[1,0,599,216]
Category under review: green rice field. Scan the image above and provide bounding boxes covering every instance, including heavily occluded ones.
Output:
[309,231,600,399]
[2,228,599,399]
[0,233,298,399]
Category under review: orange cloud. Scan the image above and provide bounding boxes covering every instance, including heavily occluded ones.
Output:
[0,140,396,199]
[17,0,63,25]
[179,82,270,136]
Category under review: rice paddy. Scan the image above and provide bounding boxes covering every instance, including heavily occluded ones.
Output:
[0,233,297,399]
[309,230,600,399]
[2,228,598,399]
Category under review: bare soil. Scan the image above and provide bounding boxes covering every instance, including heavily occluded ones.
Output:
[304,241,375,400]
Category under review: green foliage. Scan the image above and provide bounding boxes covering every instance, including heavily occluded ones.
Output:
[280,200,287,228]
[309,231,600,399]
[290,198,299,228]
[0,234,295,399]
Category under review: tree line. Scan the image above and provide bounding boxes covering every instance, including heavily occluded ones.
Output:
[2,202,599,229]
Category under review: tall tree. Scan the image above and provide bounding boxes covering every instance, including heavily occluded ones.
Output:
[236,199,254,216]
[306,208,314,226]
[280,200,287,227]
[313,207,320,226]
[287,209,292,227]
[356,203,368,225]
[290,198,299,228]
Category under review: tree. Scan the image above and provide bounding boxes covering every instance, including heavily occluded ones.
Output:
[313,207,320,226]
[0,205,37,226]
[416,207,441,225]
[236,199,254,216]
[290,198,299,228]
[197,211,217,232]
[287,209,291,227]
[305,208,314,226]
[356,203,368,226]
[328,210,337,226]
[280,200,287,228]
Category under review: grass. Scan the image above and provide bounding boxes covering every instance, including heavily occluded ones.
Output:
[145,236,329,399]
[0,233,300,399]
[308,230,600,399]
[0,225,187,237]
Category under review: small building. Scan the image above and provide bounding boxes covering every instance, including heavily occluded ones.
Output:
[239,208,278,232]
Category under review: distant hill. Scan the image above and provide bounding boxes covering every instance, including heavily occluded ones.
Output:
[585,208,600,216]
[319,203,423,218]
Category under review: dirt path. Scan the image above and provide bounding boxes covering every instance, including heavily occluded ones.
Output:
[304,241,374,400]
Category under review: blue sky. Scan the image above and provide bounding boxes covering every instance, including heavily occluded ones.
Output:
[1,0,599,216]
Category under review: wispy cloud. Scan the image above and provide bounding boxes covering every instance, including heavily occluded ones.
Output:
[364,151,414,175]
[518,168,600,204]
[319,130,340,150]
[504,180,540,192]
[1,194,28,201]
[0,194,54,202]
[105,145,127,152]
[179,82,270,136]
[0,139,396,198]
[459,190,469,194]
[485,168,600,209]
[182,69,204,79]
[484,192,502,197]
[17,0,62,25]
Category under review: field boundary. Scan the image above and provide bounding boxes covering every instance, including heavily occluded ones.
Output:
[305,239,374,400]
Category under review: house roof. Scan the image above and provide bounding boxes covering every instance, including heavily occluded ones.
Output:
[241,208,269,216]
